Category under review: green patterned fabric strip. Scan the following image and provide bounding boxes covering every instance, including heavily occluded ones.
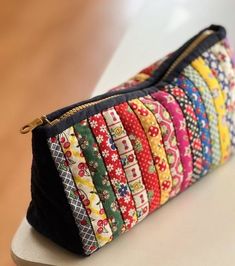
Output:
[74,120,125,238]
[183,65,221,167]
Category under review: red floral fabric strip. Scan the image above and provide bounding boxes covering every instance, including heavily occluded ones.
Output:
[102,108,149,221]
[129,99,173,205]
[115,102,161,212]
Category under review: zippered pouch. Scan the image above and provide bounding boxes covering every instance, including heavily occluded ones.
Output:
[21,25,235,256]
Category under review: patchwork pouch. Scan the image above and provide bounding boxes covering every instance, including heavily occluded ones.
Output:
[21,25,235,256]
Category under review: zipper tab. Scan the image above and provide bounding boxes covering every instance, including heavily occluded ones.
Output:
[20,116,49,134]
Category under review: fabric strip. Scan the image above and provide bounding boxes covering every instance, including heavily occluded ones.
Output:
[203,50,231,110]
[48,137,98,255]
[89,114,138,230]
[183,65,221,167]
[58,127,113,247]
[163,85,203,181]
[211,42,235,111]
[173,75,212,176]
[151,90,193,191]
[74,120,125,238]
[203,49,234,148]
[129,99,172,205]
[141,95,184,197]
[115,102,161,212]
[209,43,235,148]
[102,107,149,221]
[222,39,235,149]
[192,57,231,162]
[223,38,235,71]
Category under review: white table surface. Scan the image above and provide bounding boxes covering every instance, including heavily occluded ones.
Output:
[11,0,235,265]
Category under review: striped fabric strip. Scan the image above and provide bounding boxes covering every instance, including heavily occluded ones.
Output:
[151,90,193,191]
[103,107,149,221]
[163,85,203,181]
[48,136,98,255]
[89,114,138,230]
[141,95,184,197]
[183,65,221,167]
[59,127,113,247]
[74,120,125,238]
[115,102,161,212]
[192,57,231,162]
[173,75,212,176]
[129,98,173,205]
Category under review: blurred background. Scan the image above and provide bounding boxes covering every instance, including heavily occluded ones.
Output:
[1,0,235,265]
[0,1,143,265]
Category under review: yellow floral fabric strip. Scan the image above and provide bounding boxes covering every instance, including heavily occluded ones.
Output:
[129,99,172,205]
[192,57,231,163]
[59,126,113,247]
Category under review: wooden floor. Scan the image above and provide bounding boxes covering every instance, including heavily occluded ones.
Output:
[0,1,144,265]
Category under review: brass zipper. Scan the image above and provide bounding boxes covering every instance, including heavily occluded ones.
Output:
[20,95,120,134]
[20,29,214,134]
[162,29,213,79]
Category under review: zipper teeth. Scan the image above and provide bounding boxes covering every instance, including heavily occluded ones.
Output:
[57,94,120,122]
[48,30,215,125]
[162,30,214,79]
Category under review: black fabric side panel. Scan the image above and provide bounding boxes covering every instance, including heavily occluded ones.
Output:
[26,129,85,256]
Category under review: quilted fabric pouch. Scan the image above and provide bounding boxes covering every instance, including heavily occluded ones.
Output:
[21,25,235,256]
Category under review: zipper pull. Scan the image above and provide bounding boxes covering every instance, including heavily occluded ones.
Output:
[20,115,49,134]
